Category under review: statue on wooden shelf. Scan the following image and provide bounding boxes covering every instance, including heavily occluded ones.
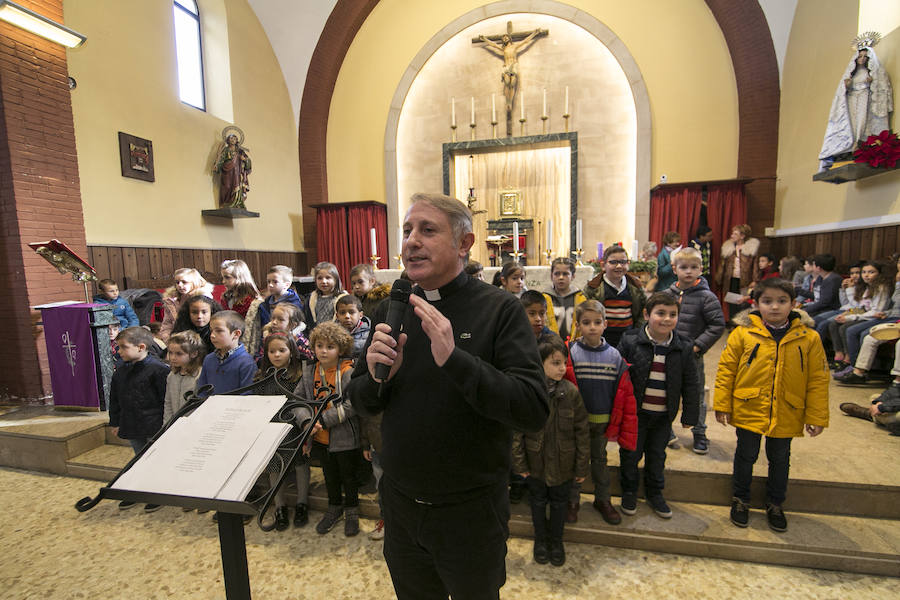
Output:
[818,32,893,171]
[213,126,252,208]
[476,21,547,115]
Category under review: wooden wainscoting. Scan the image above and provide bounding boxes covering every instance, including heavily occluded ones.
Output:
[87,245,309,290]
[771,224,900,267]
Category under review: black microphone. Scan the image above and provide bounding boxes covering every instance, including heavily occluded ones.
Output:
[374,279,412,384]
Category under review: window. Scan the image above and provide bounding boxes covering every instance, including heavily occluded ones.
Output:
[173,0,205,110]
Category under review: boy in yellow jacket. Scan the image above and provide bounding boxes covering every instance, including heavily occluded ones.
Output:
[714,279,829,532]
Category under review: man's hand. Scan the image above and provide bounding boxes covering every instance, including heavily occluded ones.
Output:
[409,294,455,367]
[870,402,883,418]
[715,411,730,426]
[805,424,824,437]
[693,345,701,354]
[366,323,408,382]
[363,449,372,462]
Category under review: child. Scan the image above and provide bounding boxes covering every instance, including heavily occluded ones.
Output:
[163,330,205,424]
[521,290,552,338]
[497,261,526,296]
[563,300,637,525]
[796,253,841,317]
[293,322,360,536]
[543,257,586,341]
[335,295,370,360]
[159,268,213,341]
[264,302,313,361]
[689,226,714,283]
[172,295,222,355]
[108,326,170,511]
[304,262,349,326]
[584,245,646,348]
[194,310,256,396]
[464,260,485,281]
[654,231,682,292]
[259,265,305,328]
[714,279,829,532]
[778,256,803,287]
[513,336,589,567]
[93,279,139,329]
[756,253,779,282]
[349,263,390,317]
[220,259,264,356]
[667,247,726,454]
[255,333,311,531]
[144,323,168,361]
[617,292,700,518]
[829,261,892,372]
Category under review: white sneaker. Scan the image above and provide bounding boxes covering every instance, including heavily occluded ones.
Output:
[369,519,385,540]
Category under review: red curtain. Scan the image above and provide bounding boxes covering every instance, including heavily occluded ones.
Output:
[706,182,747,291]
[347,203,388,273]
[648,186,703,252]
[316,205,351,285]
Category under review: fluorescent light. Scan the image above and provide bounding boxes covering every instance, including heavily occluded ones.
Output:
[0,0,86,48]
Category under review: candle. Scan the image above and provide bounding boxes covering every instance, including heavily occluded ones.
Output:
[520,93,525,120]
[398,227,403,255]
[451,97,456,127]
[470,97,475,125]
[565,86,569,115]
[597,242,604,258]
[491,94,496,122]
[370,228,377,256]
[512,221,519,254]
[542,88,547,117]
[547,218,553,250]
[632,239,639,259]
[576,219,583,250]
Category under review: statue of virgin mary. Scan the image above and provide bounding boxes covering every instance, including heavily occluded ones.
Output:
[818,32,893,171]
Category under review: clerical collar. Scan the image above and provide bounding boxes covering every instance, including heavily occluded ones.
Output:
[414,270,468,302]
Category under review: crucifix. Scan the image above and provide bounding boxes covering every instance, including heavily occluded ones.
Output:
[473,21,548,136]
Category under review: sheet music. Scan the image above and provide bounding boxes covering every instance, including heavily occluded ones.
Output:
[217,422,293,501]
[112,395,289,499]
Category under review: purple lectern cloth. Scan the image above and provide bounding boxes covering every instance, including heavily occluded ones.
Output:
[41,303,101,409]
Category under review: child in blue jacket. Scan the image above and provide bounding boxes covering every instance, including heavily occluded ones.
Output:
[94,279,139,328]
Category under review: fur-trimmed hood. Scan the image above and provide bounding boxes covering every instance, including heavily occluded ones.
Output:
[366,283,391,301]
[720,236,760,259]
[732,308,815,330]
[163,282,214,300]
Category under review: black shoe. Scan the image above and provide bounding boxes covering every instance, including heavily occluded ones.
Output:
[592,499,622,524]
[766,503,787,532]
[730,497,749,528]
[549,539,566,567]
[293,503,308,527]
[344,507,360,537]
[274,507,289,531]
[620,493,637,516]
[533,538,550,564]
[647,495,672,519]
[118,500,137,510]
[316,505,343,534]
[836,372,868,385]
[692,433,710,455]
[143,504,162,513]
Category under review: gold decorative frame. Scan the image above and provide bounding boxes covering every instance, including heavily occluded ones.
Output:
[498,189,521,216]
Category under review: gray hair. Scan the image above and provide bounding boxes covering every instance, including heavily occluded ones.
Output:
[409,193,473,242]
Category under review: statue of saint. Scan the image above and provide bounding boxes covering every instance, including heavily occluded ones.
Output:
[818,33,893,170]
[214,127,252,208]
[476,22,547,115]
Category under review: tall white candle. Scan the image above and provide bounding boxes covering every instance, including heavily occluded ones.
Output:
[576,219,583,250]
[520,93,525,120]
[370,228,377,256]
[542,88,547,117]
[470,97,475,124]
[491,94,496,122]
[632,239,639,259]
[547,218,553,250]
[451,97,456,127]
[398,227,403,255]
[512,221,519,254]
[565,86,569,115]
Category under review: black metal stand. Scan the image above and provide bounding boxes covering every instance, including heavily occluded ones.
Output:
[218,512,251,600]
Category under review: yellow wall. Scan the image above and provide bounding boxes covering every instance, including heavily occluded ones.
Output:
[776,0,900,231]
[64,0,303,251]
[326,0,739,205]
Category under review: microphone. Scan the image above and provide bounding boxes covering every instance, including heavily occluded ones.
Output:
[374,279,412,385]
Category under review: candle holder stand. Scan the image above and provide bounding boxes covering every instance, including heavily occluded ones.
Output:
[370,255,381,270]
[544,249,553,266]
[491,120,498,139]
[541,115,548,134]
[519,117,526,136]
[509,251,524,264]
[469,123,476,141]
[571,248,584,267]
[450,123,457,142]
[393,254,403,270]
[563,113,570,133]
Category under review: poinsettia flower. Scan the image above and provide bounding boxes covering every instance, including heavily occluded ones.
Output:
[854,130,900,168]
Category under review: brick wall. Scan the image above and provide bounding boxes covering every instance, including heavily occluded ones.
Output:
[0,0,88,400]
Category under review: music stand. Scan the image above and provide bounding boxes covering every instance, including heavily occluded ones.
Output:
[75,368,331,600]
[28,239,97,303]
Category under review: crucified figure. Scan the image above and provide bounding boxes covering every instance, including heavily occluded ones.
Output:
[477,23,546,115]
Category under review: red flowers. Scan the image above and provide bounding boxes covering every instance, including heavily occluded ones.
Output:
[854,130,900,168]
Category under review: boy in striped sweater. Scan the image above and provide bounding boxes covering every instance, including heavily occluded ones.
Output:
[617,292,700,518]
[584,245,646,348]
[564,300,637,525]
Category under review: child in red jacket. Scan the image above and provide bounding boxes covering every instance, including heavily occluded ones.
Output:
[564,300,637,526]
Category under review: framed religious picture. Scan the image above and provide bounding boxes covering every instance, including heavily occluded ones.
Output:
[118,132,155,182]
[499,189,521,216]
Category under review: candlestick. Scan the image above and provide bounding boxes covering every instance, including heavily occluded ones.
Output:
[512,221,519,255]
[398,226,404,256]
[491,94,496,123]
[544,248,553,266]
[542,88,547,118]
[541,114,548,134]
[520,94,525,120]
[450,123,457,142]
[451,96,456,127]
[470,96,475,125]
[571,248,584,267]
[519,116,526,136]
[470,122,476,140]
[547,218,553,251]
[370,254,381,270]
[370,228,377,257]
[576,219,583,250]
[563,113,570,133]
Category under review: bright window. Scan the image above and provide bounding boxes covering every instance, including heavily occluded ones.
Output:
[173,0,205,110]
